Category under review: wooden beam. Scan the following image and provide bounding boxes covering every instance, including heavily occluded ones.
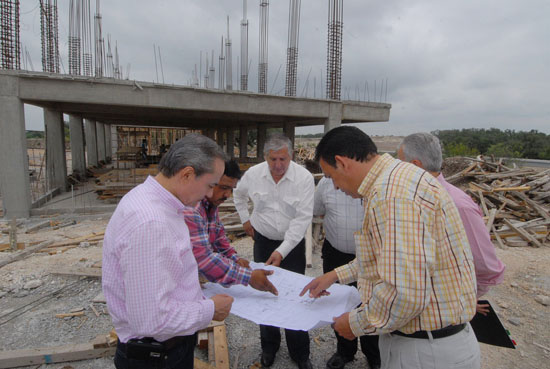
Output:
[213,325,230,369]
[503,219,542,248]
[51,267,102,278]
[0,342,115,368]
[0,240,53,269]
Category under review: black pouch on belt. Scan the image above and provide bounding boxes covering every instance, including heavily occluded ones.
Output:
[126,338,165,360]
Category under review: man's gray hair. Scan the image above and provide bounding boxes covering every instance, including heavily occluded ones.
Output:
[400,133,443,172]
[263,132,293,157]
[159,133,227,178]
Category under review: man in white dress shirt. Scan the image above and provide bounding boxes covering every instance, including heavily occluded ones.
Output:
[234,133,314,369]
[314,177,380,369]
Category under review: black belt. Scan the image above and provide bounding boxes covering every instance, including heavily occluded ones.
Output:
[392,323,466,339]
[117,335,195,360]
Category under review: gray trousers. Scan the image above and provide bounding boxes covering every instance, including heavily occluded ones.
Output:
[379,323,480,369]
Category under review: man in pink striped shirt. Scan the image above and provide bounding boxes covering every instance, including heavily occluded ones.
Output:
[398,132,506,314]
[103,134,234,369]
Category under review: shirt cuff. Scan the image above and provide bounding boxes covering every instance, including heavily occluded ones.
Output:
[335,263,356,285]
[348,308,366,337]
[275,241,294,259]
[199,298,216,327]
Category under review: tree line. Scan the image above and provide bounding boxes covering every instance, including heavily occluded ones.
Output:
[434,128,550,160]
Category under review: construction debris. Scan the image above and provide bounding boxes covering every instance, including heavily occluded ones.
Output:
[445,157,550,248]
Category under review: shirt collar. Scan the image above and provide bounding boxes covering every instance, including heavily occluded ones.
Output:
[357,154,395,197]
[261,161,296,183]
[145,176,186,213]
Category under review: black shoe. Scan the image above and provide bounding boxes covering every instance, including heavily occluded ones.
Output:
[326,352,354,369]
[261,351,276,367]
[297,358,313,369]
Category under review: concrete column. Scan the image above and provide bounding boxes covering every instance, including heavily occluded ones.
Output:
[0,88,31,218]
[324,102,343,132]
[84,119,98,167]
[105,124,112,160]
[44,108,67,193]
[239,126,248,159]
[283,122,296,151]
[68,114,86,177]
[257,125,266,159]
[216,127,225,148]
[226,128,235,158]
[96,122,106,162]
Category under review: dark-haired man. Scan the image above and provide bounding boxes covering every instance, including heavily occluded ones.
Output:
[183,160,278,294]
[301,126,480,369]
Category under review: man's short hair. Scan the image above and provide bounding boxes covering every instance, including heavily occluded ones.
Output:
[159,133,227,178]
[263,133,293,157]
[224,160,242,180]
[315,126,378,167]
[400,133,443,173]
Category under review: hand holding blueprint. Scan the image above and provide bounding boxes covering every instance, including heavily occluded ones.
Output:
[202,262,361,331]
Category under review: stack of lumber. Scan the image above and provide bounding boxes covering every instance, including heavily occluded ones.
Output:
[447,157,550,248]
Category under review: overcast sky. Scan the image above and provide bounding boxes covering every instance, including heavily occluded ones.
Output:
[19,0,549,135]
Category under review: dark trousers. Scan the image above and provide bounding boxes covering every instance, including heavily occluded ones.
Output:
[254,231,310,363]
[322,239,381,366]
[114,335,196,369]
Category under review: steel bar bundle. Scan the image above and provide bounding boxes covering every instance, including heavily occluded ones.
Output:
[258,0,269,93]
[68,0,81,75]
[40,0,60,73]
[94,0,104,77]
[218,36,225,89]
[208,50,215,89]
[81,0,93,76]
[285,0,301,97]
[0,0,21,70]
[225,16,232,90]
[326,0,343,100]
[240,0,249,91]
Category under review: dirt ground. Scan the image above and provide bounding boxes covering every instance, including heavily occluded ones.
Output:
[0,211,549,369]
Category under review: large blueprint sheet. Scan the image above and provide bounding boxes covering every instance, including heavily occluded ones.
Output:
[202,262,361,331]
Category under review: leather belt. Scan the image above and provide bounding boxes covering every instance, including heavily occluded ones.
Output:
[117,335,193,354]
[392,323,466,339]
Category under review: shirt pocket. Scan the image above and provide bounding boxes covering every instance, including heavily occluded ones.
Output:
[251,191,270,213]
[281,195,300,218]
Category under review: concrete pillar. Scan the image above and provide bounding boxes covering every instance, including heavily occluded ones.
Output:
[239,126,248,159]
[84,119,98,167]
[96,122,106,162]
[324,102,343,132]
[283,122,296,152]
[0,85,31,218]
[257,125,266,159]
[68,114,86,177]
[226,128,235,158]
[216,127,225,148]
[44,108,67,193]
[105,124,112,160]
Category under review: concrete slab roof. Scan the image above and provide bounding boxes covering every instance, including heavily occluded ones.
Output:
[2,71,391,129]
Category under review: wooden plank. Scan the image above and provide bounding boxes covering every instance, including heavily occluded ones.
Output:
[0,240,54,269]
[194,358,217,369]
[485,208,497,232]
[51,267,102,278]
[513,191,550,220]
[213,325,230,369]
[55,312,85,318]
[491,225,506,249]
[477,190,489,217]
[0,342,115,368]
[503,219,542,248]
[207,331,215,366]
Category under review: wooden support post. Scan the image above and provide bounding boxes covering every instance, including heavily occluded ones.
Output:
[305,223,313,268]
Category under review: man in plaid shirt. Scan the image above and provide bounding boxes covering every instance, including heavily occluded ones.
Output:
[184,160,278,293]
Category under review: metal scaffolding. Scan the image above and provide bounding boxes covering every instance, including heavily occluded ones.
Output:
[240,0,249,91]
[0,0,21,70]
[258,0,269,94]
[326,0,343,100]
[285,0,301,97]
[40,0,60,73]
